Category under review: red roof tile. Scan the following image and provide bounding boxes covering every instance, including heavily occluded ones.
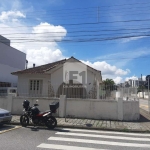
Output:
[11,57,100,75]
[11,59,66,75]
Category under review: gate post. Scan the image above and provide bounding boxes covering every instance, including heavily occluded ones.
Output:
[59,95,66,117]
[118,98,123,120]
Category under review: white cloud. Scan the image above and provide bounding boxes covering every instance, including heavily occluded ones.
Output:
[82,60,130,76]
[0,9,130,82]
[32,22,67,42]
[125,75,146,81]
[0,10,25,22]
[125,76,138,81]
[95,48,150,69]
[113,76,123,84]
[122,36,147,43]
[0,10,67,68]
[27,47,64,67]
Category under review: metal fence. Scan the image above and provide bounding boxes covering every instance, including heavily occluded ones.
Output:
[120,87,138,100]
[0,82,139,100]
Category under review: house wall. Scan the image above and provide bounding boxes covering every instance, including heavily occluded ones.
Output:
[51,67,63,95]
[16,58,101,98]
[50,66,100,96]
[0,42,26,85]
[87,70,96,92]
[17,74,50,96]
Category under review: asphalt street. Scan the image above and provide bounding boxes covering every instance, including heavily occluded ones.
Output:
[139,99,149,112]
[1,126,150,150]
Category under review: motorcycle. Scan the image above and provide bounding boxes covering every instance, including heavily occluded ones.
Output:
[20,100,59,129]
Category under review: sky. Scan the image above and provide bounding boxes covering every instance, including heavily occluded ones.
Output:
[0,0,150,84]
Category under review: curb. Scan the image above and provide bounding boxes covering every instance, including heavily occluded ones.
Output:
[9,121,150,133]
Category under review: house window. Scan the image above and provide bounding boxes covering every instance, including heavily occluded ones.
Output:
[29,80,42,96]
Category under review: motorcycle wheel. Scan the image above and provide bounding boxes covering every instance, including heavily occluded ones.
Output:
[20,115,29,127]
[45,116,57,129]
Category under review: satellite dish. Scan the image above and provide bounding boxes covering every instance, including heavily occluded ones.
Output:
[146,75,150,81]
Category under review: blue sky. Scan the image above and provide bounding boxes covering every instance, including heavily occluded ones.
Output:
[0,0,150,83]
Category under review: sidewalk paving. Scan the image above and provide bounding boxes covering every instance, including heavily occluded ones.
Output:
[10,109,150,132]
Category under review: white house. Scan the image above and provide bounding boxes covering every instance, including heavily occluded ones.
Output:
[0,35,26,87]
[12,57,102,99]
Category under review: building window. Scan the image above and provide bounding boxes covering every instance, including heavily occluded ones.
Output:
[29,80,42,96]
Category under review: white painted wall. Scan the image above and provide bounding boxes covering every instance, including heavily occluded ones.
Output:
[15,58,102,98]
[0,42,26,85]
[51,67,63,95]
[0,96,59,115]
[138,92,149,99]
[0,95,13,111]
[123,101,140,120]
[0,95,139,120]
[17,74,50,96]
[87,70,96,93]
[66,98,118,120]
[50,65,100,95]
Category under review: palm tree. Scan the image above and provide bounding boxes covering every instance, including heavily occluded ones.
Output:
[103,78,115,85]
[102,78,115,98]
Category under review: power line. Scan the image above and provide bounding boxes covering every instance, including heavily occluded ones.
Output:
[1,30,150,40]
[0,33,149,43]
[24,4,150,18]
[24,5,150,18]
[2,18,150,29]
[8,5,150,22]
[20,1,150,14]
[1,26,150,39]
[96,56,150,61]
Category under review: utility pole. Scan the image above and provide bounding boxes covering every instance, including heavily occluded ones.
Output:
[141,74,144,99]
[148,77,150,114]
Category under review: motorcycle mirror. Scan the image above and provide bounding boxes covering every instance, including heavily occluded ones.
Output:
[36,100,38,103]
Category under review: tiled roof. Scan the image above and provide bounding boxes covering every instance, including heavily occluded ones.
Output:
[11,59,66,75]
[11,57,100,75]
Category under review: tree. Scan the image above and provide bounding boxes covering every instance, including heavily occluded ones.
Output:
[102,78,115,98]
[103,78,115,85]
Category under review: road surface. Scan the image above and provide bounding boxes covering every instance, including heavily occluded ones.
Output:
[1,126,150,149]
[139,99,149,112]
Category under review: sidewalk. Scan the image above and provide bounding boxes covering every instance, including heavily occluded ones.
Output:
[10,109,150,132]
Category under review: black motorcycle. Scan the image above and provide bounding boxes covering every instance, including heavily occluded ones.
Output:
[20,100,59,129]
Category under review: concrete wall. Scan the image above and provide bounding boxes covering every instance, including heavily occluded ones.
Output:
[0,42,26,85]
[123,101,139,121]
[0,96,59,115]
[138,92,149,99]
[66,98,118,120]
[0,95,13,112]
[0,95,139,121]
